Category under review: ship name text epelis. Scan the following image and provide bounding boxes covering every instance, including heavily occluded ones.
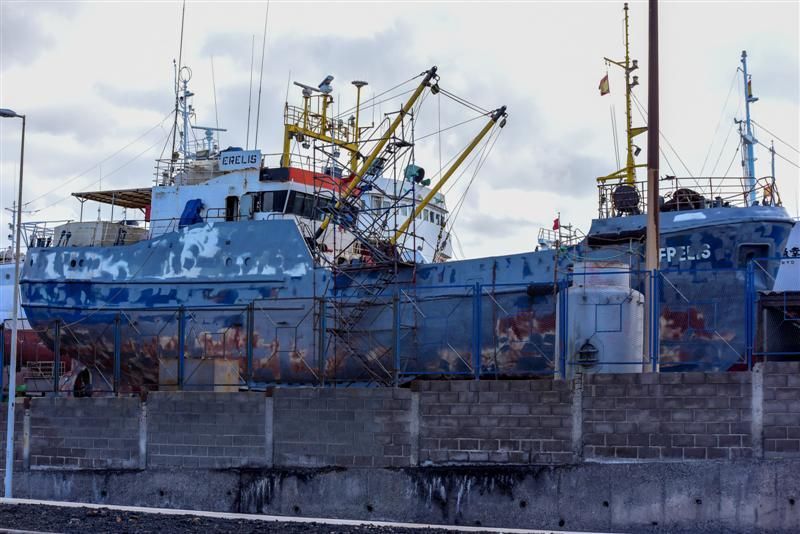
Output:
[660,244,712,263]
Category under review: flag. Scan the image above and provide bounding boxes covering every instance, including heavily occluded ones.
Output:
[599,74,610,96]
[552,217,560,231]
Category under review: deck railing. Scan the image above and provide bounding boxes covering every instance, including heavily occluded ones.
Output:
[597,175,781,218]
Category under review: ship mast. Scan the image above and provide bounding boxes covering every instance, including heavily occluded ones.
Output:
[597,3,647,186]
[739,50,759,205]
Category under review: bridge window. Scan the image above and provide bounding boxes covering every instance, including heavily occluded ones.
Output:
[285,191,337,220]
[260,190,288,213]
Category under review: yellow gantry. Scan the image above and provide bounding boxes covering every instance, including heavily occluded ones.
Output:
[280,93,359,168]
[597,2,647,185]
[390,106,507,245]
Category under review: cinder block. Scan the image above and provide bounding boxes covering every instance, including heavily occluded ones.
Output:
[606,433,627,446]
[694,434,718,448]
[682,373,706,384]
[586,446,614,458]
[683,447,707,459]
[639,446,661,459]
[467,451,489,462]
[614,446,639,458]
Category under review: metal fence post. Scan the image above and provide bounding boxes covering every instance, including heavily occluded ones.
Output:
[52,320,61,396]
[392,286,400,386]
[177,306,186,390]
[558,278,568,380]
[745,262,755,369]
[113,313,121,393]
[651,270,661,373]
[318,297,326,386]
[1,327,4,397]
[246,303,254,387]
[472,282,482,380]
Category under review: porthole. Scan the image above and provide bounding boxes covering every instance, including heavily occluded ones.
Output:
[78,259,84,267]
[69,259,77,268]
[225,257,232,267]
[244,257,251,267]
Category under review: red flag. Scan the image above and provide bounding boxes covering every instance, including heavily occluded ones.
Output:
[552,217,560,231]
[598,74,610,96]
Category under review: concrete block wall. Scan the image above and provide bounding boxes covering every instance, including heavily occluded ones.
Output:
[582,372,752,461]
[28,397,140,469]
[415,380,574,465]
[272,388,413,467]
[0,402,25,471]
[147,392,270,468]
[4,362,800,473]
[763,362,800,458]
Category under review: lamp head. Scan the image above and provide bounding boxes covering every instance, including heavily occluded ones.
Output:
[0,108,20,118]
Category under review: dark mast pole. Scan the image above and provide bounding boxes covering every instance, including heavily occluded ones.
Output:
[645,0,660,368]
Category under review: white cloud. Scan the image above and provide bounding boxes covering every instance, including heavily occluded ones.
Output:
[0,1,797,259]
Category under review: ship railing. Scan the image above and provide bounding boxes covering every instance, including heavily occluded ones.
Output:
[284,105,354,145]
[537,227,583,250]
[597,175,782,218]
[21,220,73,249]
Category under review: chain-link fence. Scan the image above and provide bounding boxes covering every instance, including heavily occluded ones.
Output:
[2,260,797,395]
[656,268,750,371]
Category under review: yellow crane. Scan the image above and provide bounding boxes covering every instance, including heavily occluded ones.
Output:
[390,106,507,245]
[313,67,440,240]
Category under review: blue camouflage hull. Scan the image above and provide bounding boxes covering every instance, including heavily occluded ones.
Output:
[20,207,795,387]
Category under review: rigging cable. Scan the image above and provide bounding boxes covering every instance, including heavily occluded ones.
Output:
[756,140,800,168]
[436,87,490,116]
[699,68,740,176]
[629,93,677,176]
[752,120,799,154]
[169,0,187,165]
[23,111,174,208]
[334,74,420,120]
[444,126,503,236]
[722,145,741,177]
[245,35,255,149]
[708,119,738,176]
[253,0,271,149]
[211,55,220,148]
[31,129,173,214]
[631,92,695,179]
[438,91,443,189]
[416,114,487,142]
[610,104,621,170]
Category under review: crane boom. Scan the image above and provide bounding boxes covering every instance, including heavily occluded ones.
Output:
[390,105,507,246]
[314,66,439,240]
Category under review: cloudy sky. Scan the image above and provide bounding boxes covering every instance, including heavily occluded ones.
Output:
[1,1,798,259]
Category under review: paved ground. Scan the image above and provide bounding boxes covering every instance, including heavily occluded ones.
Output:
[0,503,575,534]
[0,502,779,534]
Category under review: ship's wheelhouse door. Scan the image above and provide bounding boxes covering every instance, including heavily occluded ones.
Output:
[225,195,239,221]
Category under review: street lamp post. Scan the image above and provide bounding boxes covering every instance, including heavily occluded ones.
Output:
[1,107,25,498]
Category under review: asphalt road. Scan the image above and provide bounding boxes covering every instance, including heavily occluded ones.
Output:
[0,503,582,534]
[0,501,783,534]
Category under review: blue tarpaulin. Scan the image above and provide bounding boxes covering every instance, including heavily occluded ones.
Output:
[179,199,204,228]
